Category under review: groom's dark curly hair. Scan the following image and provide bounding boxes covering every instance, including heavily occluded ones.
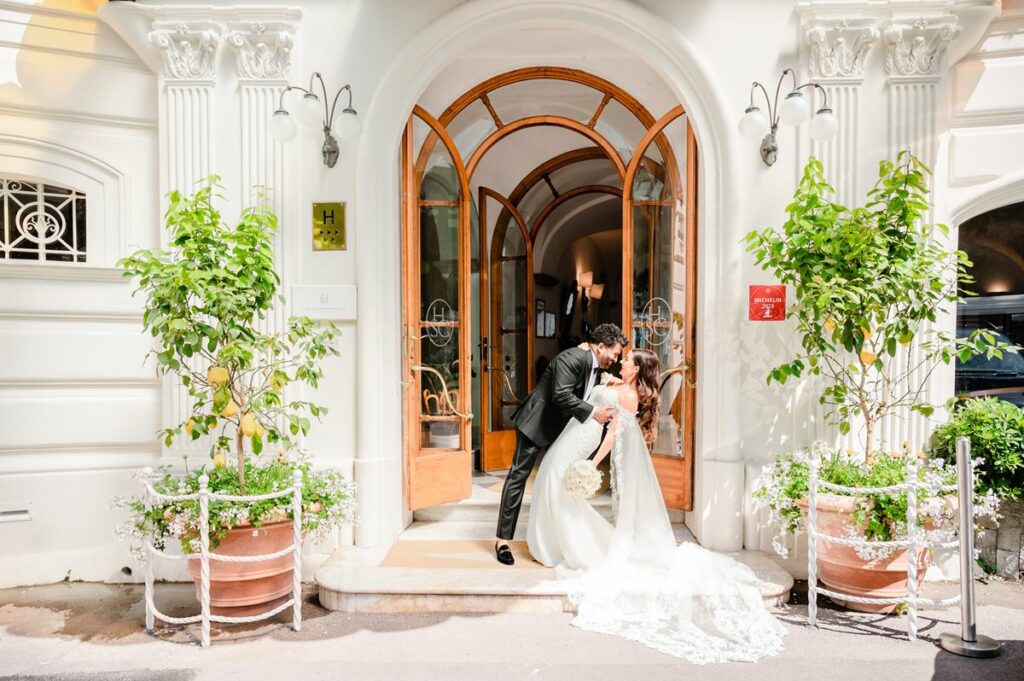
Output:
[589,323,628,347]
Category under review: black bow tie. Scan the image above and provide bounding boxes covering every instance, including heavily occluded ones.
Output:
[591,367,603,374]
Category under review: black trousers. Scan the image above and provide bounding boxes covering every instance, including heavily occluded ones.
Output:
[496,429,544,541]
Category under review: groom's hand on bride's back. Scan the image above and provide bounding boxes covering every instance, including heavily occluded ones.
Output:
[593,405,615,424]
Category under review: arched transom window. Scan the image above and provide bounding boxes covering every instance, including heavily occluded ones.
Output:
[1,177,87,263]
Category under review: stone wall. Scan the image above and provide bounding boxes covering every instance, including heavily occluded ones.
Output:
[978,498,1023,579]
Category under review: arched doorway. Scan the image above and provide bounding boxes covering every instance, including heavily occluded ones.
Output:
[401,67,698,512]
[351,0,743,552]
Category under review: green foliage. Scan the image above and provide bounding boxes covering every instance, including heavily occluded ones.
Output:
[931,397,1024,499]
[744,152,1015,455]
[117,177,342,489]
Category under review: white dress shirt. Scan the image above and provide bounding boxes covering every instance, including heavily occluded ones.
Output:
[582,349,599,422]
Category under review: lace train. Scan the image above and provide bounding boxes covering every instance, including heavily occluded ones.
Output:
[569,544,786,663]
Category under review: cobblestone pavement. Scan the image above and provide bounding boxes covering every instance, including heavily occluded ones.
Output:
[0,581,1021,681]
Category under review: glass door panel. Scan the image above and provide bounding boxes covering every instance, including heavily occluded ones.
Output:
[479,186,532,471]
[403,107,474,510]
[622,106,696,511]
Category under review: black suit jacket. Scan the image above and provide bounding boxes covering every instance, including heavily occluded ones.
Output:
[511,347,596,447]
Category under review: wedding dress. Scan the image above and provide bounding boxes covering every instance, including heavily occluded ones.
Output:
[528,385,787,664]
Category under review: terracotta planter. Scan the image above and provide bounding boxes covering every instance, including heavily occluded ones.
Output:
[799,493,931,614]
[186,520,295,617]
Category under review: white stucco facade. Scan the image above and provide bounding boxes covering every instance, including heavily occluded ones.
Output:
[1,0,1022,588]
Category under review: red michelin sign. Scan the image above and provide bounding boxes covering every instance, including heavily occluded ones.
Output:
[749,285,786,321]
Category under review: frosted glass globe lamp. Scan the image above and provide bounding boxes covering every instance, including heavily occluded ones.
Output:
[739,105,770,139]
[809,108,839,142]
[270,72,358,168]
[269,109,297,143]
[739,69,835,167]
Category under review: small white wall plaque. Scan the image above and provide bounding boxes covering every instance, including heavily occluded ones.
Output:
[291,285,357,320]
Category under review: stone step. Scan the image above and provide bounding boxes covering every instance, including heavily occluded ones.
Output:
[316,542,793,614]
[413,493,685,525]
[400,520,696,543]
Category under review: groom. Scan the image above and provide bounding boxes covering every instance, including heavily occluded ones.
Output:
[494,322,628,565]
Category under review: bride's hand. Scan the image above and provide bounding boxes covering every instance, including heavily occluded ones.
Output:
[577,341,591,351]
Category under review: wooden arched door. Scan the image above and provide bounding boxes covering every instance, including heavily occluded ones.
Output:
[402,106,474,510]
[479,187,533,471]
[622,105,697,511]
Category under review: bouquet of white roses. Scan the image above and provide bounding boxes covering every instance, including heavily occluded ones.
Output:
[563,458,603,499]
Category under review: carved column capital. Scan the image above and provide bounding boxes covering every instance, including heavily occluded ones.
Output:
[883,17,962,79]
[226,21,296,82]
[148,21,222,81]
[804,18,879,81]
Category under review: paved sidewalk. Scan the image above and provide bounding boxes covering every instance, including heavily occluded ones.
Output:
[0,581,1021,681]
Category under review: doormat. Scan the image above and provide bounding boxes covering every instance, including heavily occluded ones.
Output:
[380,540,547,570]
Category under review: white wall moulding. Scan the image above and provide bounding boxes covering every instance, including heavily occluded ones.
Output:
[148,22,222,82]
[98,4,304,78]
[883,17,962,80]
[800,16,879,210]
[0,105,157,131]
[0,135,129,267]
[0,263,125,283]
[226,21,296,83]
[805,18,879,81]
[0,0,147,71]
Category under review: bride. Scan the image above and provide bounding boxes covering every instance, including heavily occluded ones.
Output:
[528,348,787,664]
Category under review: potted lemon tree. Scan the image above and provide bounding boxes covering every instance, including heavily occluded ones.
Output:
[114,178,355,616]
[746,152,1007,611]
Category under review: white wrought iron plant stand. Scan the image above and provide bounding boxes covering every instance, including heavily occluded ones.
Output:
[806,456,961,641]
[140,468,304,647]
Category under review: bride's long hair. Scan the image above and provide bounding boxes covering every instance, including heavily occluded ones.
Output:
[630,348,661,445]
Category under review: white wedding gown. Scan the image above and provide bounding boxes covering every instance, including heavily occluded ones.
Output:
[528,386,787,664]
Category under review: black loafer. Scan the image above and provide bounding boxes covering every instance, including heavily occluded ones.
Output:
[495,542,515,566]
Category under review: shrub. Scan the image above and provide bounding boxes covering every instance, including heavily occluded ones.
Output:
[931,397,1024,499]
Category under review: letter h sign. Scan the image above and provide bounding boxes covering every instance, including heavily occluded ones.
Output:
[312,202,347,251]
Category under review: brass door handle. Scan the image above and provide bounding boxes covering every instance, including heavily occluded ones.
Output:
[486,366,521,402]
[659,362,696,389]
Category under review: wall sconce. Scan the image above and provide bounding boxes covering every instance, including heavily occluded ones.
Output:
[270,72,361,168]
[578,271,593,312]
[589,283,604,301]
[739,68,837,166]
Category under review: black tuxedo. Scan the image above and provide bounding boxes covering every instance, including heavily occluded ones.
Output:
[497,347,598,540]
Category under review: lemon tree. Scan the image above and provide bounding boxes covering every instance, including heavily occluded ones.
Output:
[119,177,341,489]
[745,151,1014,458]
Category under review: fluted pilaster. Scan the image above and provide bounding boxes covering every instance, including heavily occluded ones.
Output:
[228,21,296,337]
[804,18,878,207]
[883,15,961,452]
[150,21,223,456]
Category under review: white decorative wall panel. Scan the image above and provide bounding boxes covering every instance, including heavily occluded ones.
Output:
[0,320,154,383]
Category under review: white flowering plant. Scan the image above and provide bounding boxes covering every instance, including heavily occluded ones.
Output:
[113,450,356,560]
[754,443,1000,561]
[564,459,603,499]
